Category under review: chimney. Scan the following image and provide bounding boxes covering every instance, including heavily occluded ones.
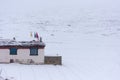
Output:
[40,37,42,42]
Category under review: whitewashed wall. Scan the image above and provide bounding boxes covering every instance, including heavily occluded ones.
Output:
[0,49,44,64]
[0,49,10,63]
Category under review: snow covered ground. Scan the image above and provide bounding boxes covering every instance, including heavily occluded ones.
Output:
[0,0,120,80]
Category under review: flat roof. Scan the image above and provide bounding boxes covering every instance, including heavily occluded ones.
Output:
[0,39,45,49]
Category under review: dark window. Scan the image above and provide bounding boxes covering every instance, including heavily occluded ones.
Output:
[10,48,17,55]
[30,48,38,56]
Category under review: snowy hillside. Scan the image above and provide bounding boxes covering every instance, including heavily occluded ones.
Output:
[0,0,120,80]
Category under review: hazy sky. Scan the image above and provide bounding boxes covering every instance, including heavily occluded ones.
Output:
[0,0,120,15]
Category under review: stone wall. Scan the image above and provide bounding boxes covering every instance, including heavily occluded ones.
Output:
[44,56,62,65]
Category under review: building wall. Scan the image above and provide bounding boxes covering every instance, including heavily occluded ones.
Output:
[0,49,10,63]
[44,56,62,65]
[0,48,44,64]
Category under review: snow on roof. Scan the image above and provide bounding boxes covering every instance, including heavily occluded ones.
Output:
[0,39,45,47]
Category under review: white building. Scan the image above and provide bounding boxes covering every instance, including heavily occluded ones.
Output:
[0,39,45,64]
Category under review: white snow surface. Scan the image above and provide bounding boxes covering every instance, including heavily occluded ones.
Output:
[0,0,120,80]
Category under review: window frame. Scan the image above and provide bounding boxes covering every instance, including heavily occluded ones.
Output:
[30,48,38,56]
[10,48,17,55]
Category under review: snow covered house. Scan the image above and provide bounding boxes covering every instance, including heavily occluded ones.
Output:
[0,39,45,64]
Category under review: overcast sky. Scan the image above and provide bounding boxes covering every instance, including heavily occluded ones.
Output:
[0,0,120,16]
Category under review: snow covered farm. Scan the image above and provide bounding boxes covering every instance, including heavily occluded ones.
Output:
[0,37,62,65]
[0,0,120,80]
